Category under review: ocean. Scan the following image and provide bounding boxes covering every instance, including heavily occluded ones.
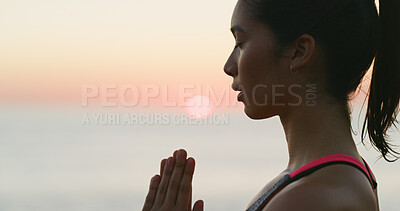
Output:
[0,106,399,210]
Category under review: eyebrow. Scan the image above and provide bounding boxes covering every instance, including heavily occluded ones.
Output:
[230,25,246,37]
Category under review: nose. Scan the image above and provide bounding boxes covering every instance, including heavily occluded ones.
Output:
[224,53,237,77]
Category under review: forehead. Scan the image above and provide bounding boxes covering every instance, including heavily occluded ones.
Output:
[230,2,277,45]
[231,1,262,34]
[231,1,247,26]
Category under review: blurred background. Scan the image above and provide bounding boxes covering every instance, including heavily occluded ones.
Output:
[1,0,399,210]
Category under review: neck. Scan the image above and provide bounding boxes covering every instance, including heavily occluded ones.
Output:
[279,95,361,171]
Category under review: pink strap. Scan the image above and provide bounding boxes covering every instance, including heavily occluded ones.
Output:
[289,154,374,186]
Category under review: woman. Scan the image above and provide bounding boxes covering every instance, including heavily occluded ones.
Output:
[142,0,399,210]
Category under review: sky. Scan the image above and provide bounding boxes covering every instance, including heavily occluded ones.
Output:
[0,0,237,105]
[0,0,375,107]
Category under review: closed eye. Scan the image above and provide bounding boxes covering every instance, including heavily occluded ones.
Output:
[234,42,243,49]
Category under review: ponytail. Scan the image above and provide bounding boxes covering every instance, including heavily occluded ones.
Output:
[362,0,400,162]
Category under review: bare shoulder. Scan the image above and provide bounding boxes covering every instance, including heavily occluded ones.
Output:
[264,164,378,211]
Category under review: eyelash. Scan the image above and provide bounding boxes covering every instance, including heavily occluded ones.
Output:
[234,42,243,49]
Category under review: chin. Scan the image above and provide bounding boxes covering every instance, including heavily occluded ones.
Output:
[244,105,278,120]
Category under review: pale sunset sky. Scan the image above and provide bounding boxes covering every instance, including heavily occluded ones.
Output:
[0,0,375,106]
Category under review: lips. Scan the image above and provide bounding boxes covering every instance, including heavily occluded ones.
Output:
[232,85,240,92]
[237,91,244,101]
[231,84,243,101]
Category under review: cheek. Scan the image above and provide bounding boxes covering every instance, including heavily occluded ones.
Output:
[237,44,294,118]
[238,45,278,95]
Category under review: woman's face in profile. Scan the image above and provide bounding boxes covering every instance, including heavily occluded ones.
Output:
[224,1,295,119]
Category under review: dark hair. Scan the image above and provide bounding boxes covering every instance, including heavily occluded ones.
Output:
[241,0,400,161]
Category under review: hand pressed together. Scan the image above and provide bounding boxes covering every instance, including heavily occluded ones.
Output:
[142,149,204,211]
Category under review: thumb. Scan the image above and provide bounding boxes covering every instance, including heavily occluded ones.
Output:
[192,200,204,211]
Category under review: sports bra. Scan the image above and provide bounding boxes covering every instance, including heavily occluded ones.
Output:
[246,154,378,211]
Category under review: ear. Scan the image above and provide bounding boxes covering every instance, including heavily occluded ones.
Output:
[290,34,315,70]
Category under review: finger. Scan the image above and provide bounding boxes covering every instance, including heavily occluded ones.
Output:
[160,159,166,177]
[164,149,187,206]
[193,200,204,211]
[142,175,161,211]
[160,149,178,178]
[153,156,175,207]
[176,157,195,206]
[187,186,192,210]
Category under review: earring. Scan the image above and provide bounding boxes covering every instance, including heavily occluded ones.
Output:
[290,65,299,74]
